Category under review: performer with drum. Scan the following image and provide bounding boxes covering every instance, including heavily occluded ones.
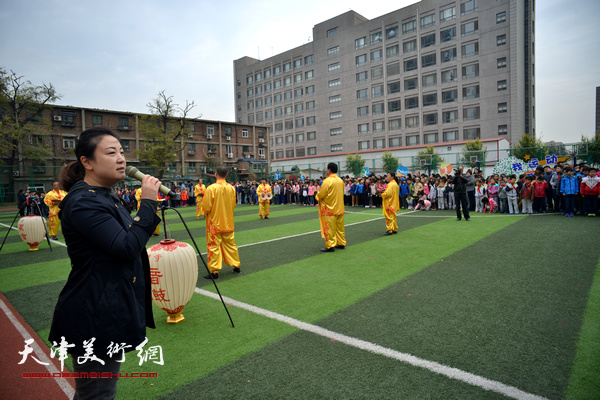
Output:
[257,178,272,219]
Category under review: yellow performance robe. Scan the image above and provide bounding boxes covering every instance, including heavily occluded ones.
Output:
[381,180,400,233]
[44,189,67,237]
[194,184,206,219]
[202,179,241,273]
[136,188,160,235]
[315,173,346,249]
[257,183,272,218]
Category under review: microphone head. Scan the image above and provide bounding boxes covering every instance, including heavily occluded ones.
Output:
[125,166,138,177]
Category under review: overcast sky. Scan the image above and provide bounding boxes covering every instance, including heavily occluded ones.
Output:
[1,0,598,143]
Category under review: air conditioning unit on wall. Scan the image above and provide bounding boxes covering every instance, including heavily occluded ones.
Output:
[53,116,62,121]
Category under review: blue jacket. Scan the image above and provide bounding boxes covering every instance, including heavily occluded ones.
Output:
[350,183,358,195]
[357,183,364,194]
[399,183,410,196]
[560,175,579,195]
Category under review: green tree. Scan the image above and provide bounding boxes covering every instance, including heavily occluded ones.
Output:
[381,151,399,173]
[413,146,443,172]
[580,131,600,166]
[345,153,365,176]
[136,90,197,180]
[0,69,60,194]
[511,133,548,161]
[460,138,487,168]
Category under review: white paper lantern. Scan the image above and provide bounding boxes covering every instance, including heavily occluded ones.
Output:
[18,216,47,251]
[147,239,198,324]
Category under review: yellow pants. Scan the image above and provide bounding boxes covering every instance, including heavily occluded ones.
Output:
[384,210,398,233]
[48,215,60,237]
[259,202,270,217]
[322,214,346,249]
[196,198,203,219]
[206,230,241,273]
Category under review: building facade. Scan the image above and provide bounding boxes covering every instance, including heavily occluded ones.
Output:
[234,0,535,162]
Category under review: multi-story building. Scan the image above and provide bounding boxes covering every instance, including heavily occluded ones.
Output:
[234,0,535,163]
[2,105,268,200]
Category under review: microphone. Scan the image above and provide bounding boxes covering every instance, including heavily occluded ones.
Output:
[125,166,176,197]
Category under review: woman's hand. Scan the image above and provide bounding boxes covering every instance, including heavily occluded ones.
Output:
[141,175,161,200]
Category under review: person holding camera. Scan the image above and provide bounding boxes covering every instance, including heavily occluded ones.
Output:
[452,170,470,221]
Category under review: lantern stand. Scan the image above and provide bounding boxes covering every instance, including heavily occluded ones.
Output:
[0,201,53,254]
[160,206,235,328]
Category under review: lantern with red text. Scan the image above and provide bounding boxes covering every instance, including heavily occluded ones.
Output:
[147,239,198,324]
[18,216,47,251]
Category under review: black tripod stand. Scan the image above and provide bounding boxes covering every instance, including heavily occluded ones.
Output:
[159,206,235,328]
[0,202,53,253]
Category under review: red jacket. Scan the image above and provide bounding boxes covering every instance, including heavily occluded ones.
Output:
[532,181,548,198]
[580,178,600,196]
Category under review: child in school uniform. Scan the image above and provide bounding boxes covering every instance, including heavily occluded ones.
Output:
[504,175,519,215]
[520,176,534,215]
[482,196,497,213]
[474,179,487,212]
[436,179,446,210]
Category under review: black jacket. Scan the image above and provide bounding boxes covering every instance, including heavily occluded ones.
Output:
[452,175,468,193]
[49,180,160,356]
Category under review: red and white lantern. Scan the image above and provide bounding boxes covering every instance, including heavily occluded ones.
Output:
[147,239,198,324]
[18,216,47,251]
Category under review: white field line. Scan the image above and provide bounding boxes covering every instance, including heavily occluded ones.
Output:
[196,288,548,400]
[0,297,74,399]
[0,222,66,247]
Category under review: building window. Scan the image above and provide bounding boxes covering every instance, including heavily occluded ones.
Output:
[247,88,254,98]
[285,120,293,130]
[463,106,480,120]
[306,100,315,110]
[461,20,478,37]
[284,76,292,86]
[402,20,416,34]
[264,69,271,79]
[330,128,342,136]
[328,78,341,88]
[421,33,436,48]
[441,26,456,42]
[246,76,253,85]
[387,81,400,94]
[371,48,383,62]
[118,117,129,129]
[295,148,305,157]
[307,131,316,141]
[255,72,262,82]
[388,100,401,112]
[424,113,437,126]
[497,34,507,46]
[404,77,418,90]
[307,147,316,156]
[441,47,457,63]
[370,31,382,45]
[241,128,249,138]
[460,0,478,16]
[274,65,281,75]
[356,37,366,49]
[371,66,384,79]
[443,130,459,142]
[442,89,458,103]
[122,140,130,152]
[328,46,339,56]
[498,102,508,113]
[275,123,283,132]
[265,110,273,120]
[330,95,341,103]
[386,26,398,39]
[498,125,508,135]
[496,11,506,23]
[306,85,314,95]
[440,6,456,22]
[462,64,479,79]
[63,138,75,148]
[389,137,402,147]
[256,98,263,108]
[330,111,342,120]
[422,73,436,87]
[358,140,370,151]
[264,82,272,92]
[442,110,459,123]
[294,88,303,99]
[406,115,419,128]
[285,106,293,115]
[331,144,343,153]
[373,121,384,132]
[356,71,368,83]
[295,103,304,113]
[423,93,437,106]
[403,39,417,54]
[405,96,419,109]
[294,73,302,83]
[357,106,369,117]
[389,118,402,130]
[406,136,420,146]
[464,127,480,140]
[275,108,282,117]
[497,80,507,91]
[275,136,283,145]
[295,118,304,128]
[275,150,283,159]
[296,133,305,143]
[305,70,314,80]
[285,149,294,158]
[356,54,367,66]
[387,62,400,77]
[422,53,436,67]
[373,139,385,149]
[327,27,338,37]
[497,57,507,68]
[274,80,282,90]
[358,123,369,134]
[371,85,384,98]
[357,89,368,100]
[92,115,103,126]
[305,55,314,65]
[283,62,291,72]
[274,94,282,103]
[328,62,340,72]
[461,42,479,58]
[424,132,438,144]
[462,85,480,100]
[404,58,417,72]
[284,91,292,101]
[420,14,435,29]
[285,134,294,144]
[294,59,302,69]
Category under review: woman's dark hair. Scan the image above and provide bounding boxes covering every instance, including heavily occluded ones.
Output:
[60,127,121,192]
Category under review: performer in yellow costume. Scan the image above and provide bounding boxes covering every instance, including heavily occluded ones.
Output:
[315,163,346,252]
[44,182,67,239]
[194,178,206,219]
[381,172,400,235]
[257,178,272,219]
[136,187,160,235]
[201,166,241,279]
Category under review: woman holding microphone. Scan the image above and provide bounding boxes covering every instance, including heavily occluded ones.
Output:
[49,127,161,399]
